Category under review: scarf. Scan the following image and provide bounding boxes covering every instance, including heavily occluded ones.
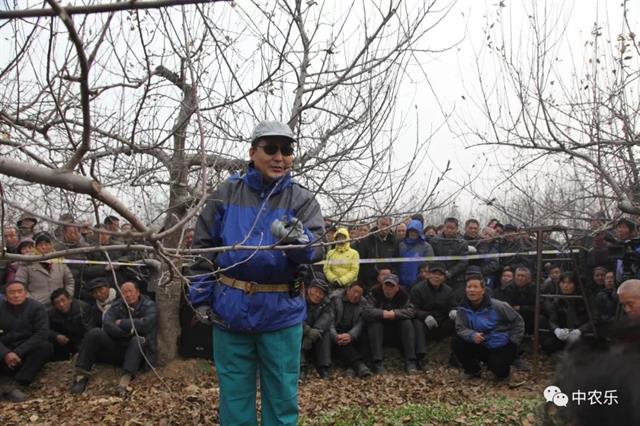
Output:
[97,288,117,318]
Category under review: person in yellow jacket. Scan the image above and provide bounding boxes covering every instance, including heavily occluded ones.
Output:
[324,228,360,290]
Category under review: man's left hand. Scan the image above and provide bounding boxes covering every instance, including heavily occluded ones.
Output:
[307,328,322,342]
[271,217,309,244]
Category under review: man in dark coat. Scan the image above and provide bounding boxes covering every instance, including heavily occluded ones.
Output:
[0,280,52,402]
[356,216,397,290]
[0,226,19,288]
[85,277,118,329]
[430,217,469,300]
[410,263,455,369]
[498,224,533,271]
[500,266,537,334]
[465,224,501,290]
[363,273,417,374]
[541,272,592,354]
[48,288,92,360]
[70,281,157,396]
[330,282,372,378]
[301,278,333,379]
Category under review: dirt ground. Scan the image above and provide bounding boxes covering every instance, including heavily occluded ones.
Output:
[0,341,555,425]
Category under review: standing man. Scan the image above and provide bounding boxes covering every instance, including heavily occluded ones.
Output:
[357,215,397,290]
[430,217,469,301]
[16,214,37,239]
[189,121,324,425]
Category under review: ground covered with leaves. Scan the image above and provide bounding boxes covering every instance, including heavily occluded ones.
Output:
[0,341,555,425]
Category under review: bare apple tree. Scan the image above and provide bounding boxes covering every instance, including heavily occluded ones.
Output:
[0,0,456,363]
[456,0,640,221]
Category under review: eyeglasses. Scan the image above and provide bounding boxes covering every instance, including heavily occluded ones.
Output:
[258,144,294,156]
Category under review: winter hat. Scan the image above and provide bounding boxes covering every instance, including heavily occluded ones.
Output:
[382,274,400,286]
[16,238,35,253]
[309,278,329,294]
[34,232,52,245]
[465,265,483,279]
[86,277,110,292]
[429,263,447,275]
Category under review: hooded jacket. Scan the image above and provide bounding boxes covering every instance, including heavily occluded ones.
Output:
[188,164,324,333]
[397,220,434,288]
[324,228,360,287]
[456,293,524,349]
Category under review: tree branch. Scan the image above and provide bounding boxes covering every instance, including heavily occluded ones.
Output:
[0,0,224,19]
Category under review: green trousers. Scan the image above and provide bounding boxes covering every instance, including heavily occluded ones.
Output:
[213,324,302,426]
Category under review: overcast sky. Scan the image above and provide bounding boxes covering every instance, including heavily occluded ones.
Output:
[2,0,639,226]
[396,0,640,220]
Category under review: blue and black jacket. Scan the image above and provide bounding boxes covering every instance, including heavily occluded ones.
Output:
[397,219,434,288]
[188,164,324,333]
[455,293,524,349]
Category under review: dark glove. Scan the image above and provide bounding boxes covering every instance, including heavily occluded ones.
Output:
[271,216,309,244]
[195,306,214,325]
[301,336,313,351]
[307,328,323,342]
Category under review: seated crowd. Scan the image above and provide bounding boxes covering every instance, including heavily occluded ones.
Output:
[1,211,639,403]
[0,213,166,402]
[301,213,640,381]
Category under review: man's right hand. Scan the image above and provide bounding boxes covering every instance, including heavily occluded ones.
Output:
[56,334,70,345]
[4,352,21,368]
[424,315,438,329]
[336,333,352,345]
[382,310,396,320]
[554,328,570,341]
[473,333,485,344]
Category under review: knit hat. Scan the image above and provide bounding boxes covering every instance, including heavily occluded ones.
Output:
[34,232,52,245]
[308,278,329,294]
[15,238,35,253]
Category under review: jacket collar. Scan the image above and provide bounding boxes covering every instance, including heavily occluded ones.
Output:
[427,282,444,292]
[461,293,491,311]
[243,163,292,195]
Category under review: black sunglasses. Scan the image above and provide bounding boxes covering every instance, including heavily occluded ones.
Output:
[258,143,294,156]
